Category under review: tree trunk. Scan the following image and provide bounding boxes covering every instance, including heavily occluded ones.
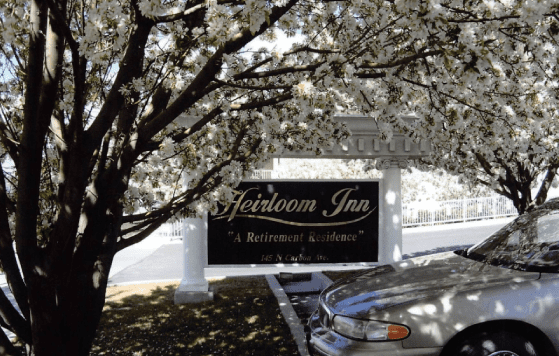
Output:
[60,256,113,356]
[26,238,115,356]
[23,173,121,356]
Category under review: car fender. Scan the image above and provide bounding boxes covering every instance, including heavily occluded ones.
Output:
[387,275,556,349]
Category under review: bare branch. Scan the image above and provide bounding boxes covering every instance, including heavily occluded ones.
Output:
[0,120,19,168]
[0,327,21,356]
[213,78,292,91]
[355,72,386,79]
[117,215,172,252]
[85,19,153,156]
[533,163,559,208]
[0,287,31,344]
[152,0,244,23]
[359,50,444,70]
[153,2,206,23]
[44,0,80,56]
[233,62,326,80]
[0,168,29,321]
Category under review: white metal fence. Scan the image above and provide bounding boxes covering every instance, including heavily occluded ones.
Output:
[403,196,517,227]
[155,221,182,238]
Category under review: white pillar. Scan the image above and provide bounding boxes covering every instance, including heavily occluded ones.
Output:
[377,159,406,264]
[174,178,214,304]
[174,214,214,304]
[182,215,209,290]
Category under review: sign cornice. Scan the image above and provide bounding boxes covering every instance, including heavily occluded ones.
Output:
[279,115,432,159]
[176,114,432,160]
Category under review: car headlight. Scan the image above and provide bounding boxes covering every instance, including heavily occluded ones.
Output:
[332,315,410,341]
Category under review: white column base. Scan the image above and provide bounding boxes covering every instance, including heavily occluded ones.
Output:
[174,279,214,304]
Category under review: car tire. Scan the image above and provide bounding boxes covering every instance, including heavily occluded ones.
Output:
[447,330,538,356]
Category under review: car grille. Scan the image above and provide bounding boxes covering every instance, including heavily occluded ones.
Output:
[318,301,331,329]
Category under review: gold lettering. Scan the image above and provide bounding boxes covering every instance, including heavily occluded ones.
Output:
[259,199,270,211]
[323,188,370,217]
[296,200,316,212]
[323,188,354,217]
[274,199,287,212]
[250,194,264,212]
[240,200,253,213]
[227,187,259,222]
[286,200,298,212]
[344,199,370,212]
[307,231,358,242]
[214,185,370,225]
[285,254,312,262]
[263,193,279,212]
[308,231,316,242]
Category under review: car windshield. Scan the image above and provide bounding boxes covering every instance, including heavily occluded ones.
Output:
[464,208,559,272]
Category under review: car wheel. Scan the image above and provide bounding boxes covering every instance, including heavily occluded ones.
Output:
[448,330,538,356]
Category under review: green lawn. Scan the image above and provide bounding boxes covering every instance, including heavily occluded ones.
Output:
[91,276,300,356]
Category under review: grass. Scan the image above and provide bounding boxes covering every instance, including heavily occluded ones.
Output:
[91,276,300,356]
[90,247,469,355]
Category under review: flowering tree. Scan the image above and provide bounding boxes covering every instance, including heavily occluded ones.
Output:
[0,0,557,354]
[418,115,559,214]
[274,159,493,202]
[388,3,559,215]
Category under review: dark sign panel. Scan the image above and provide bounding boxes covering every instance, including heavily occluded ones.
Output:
[208,181,379,265]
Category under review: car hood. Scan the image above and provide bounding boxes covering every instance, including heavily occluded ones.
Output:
[322,251,539,318]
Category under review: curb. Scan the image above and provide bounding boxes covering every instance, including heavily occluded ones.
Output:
[266,272,334,356]
[106,278,181,287]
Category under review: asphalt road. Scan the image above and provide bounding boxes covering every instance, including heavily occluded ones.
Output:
[107,217,515,285]
[402,217,514,256]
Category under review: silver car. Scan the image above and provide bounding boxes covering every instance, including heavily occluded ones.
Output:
[306,198,559,356]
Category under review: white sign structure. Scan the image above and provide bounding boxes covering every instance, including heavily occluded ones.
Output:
[174,115,432,304]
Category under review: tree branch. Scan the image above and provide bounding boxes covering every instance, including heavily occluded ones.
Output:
[0,121,19,168]
[85,17,153,158]
[138,0,299,142]
[359,50,444,70]
[355,72,386,79]
[44,0,80,56]
[16,0,50,287]
[0,327,21,356]
[0,287,32,345]
[153,2,206,23]
[214,78,292,91]
[121,122,264,251]
[233,62,326,80]
[533,163,559,208]
[116,214,173,252]
[152,0,244,23]
[0,168,29,321]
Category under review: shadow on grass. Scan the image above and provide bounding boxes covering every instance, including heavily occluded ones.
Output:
[91,276,300,356]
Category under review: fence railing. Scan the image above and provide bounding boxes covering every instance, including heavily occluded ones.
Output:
[402,195,517,227]
[155,221,182,238]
